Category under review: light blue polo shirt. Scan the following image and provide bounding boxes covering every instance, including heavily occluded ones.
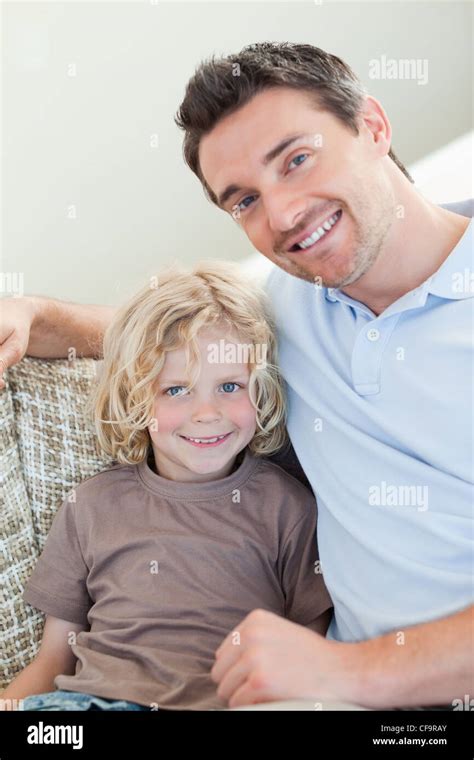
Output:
[265,200,474,642]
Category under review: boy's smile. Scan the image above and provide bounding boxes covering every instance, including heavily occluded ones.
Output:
[180,431,233,447]
[147,327,257,483]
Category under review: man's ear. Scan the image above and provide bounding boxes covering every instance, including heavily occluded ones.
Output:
[359,95,392,159]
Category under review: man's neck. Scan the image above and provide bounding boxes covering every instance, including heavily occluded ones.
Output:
[340,192,470,316]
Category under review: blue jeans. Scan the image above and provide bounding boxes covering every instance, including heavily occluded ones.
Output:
[21,689,151,711]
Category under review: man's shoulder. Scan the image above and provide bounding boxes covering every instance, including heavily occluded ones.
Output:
[265,264,311,296]
[439,197,474,218]
[264,266,318,318]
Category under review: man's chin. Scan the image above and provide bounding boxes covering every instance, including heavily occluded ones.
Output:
[302,253,374,291]
[273,248,347,288]
[282,261,356,290]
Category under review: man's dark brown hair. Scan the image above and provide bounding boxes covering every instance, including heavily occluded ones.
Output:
[175,41,414,206]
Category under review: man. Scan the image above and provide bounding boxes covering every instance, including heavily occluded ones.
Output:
[1,42,472,710]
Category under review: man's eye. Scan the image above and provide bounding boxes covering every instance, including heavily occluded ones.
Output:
[220,382,240,393]
[288,153,309,170]
[236,195,257,213]
[165,386,187,397]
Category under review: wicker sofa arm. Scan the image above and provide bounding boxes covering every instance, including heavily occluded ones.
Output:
[0,357,114,689]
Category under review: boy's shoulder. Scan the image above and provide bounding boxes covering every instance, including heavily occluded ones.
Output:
[252,455,318,533]
[254,453,316,506]
[261,442,314,495]
[68,461,138,500]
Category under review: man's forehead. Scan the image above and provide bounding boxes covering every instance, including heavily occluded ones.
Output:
[199,88,325,197]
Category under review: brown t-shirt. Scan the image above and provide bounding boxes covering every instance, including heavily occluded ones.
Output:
[23,447,332,710]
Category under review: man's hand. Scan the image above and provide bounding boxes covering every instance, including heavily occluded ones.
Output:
[0,295,116,388]
[0,297,38,388]
[210,608,361,709]
[212,605,474,710]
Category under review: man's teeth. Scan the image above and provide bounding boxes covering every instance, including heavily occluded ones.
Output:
[185,434,228,443]
[297,212,340,249]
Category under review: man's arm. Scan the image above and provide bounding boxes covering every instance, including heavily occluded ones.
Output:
[211,604,474,708]
[28,296,116,359]
[0,296,116,387]
[356,603,474,708]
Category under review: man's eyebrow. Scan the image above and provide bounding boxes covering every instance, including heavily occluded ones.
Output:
[217,184,242,210]
[217,132,306,209]
[262,132,306,166]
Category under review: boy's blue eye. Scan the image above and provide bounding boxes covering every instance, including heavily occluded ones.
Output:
[288,153,308,169]
[165,383,240,396]
[165,386,186,397]
[221,382,239,393]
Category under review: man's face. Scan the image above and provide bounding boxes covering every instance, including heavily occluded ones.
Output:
[199,87,395,288]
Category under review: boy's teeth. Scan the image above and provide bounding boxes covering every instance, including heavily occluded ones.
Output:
[186,434,227,443]
[297,211,340,249]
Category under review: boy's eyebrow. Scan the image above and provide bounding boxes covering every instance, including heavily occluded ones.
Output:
[158,374,249,386]
[217,132,306,209]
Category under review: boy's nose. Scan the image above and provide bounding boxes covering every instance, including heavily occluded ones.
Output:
[191,402,222,423]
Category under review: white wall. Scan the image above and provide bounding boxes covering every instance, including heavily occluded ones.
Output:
[2,0,472,304]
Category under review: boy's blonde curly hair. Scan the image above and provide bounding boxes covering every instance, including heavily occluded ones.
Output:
[87,259,289,465]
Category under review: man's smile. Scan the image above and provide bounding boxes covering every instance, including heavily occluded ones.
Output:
[286,209,343,252]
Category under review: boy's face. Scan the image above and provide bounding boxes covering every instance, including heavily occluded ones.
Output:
[147,328,257,482]
[199,87,395,289]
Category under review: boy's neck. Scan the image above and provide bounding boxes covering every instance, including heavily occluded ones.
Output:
[146,447,246,479]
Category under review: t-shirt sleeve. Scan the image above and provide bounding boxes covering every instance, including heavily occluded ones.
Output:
[278,493,333,630]
[23,495,91,627]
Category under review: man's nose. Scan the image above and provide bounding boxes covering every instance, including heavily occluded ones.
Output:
[263,187,308,237]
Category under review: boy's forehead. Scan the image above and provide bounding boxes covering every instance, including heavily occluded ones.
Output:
[161,346,249,378]
[164,332,249,364]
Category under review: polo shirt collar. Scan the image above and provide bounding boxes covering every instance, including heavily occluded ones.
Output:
[426,217,473,299]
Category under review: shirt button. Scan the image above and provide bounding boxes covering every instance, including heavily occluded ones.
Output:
[367,328,380,342]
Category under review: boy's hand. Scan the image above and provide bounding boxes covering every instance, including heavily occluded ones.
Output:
[211,608,361,708]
